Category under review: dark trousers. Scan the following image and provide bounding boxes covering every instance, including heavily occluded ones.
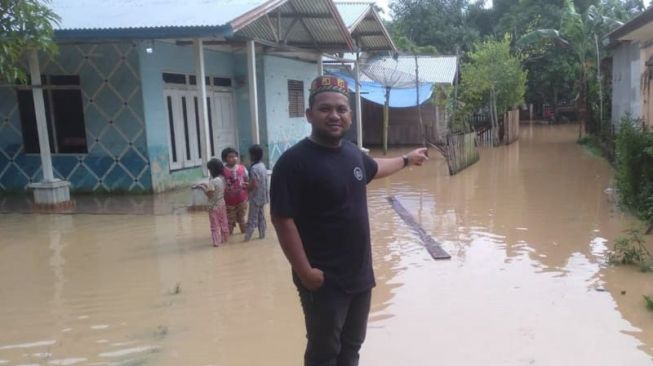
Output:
[296,283,372,366]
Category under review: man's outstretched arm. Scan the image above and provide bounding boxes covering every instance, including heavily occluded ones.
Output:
[374,147,429,179]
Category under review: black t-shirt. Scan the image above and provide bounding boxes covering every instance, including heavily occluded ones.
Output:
[270,138,379,293]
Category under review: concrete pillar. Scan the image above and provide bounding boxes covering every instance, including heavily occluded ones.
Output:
[317,55,324,76]
[194,38,211,175]
[27,50,73,210]
[247,40,260,144]
[28,50,54,182]
[355,52,363,149]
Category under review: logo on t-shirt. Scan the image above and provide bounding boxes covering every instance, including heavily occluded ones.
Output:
[353,167,363,181]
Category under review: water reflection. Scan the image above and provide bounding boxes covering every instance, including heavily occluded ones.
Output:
[363,125,653,365]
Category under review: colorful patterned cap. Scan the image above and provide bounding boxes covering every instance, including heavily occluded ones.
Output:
[309,76,349,99]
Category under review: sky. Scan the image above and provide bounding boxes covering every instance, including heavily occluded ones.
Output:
[375,0,652,20]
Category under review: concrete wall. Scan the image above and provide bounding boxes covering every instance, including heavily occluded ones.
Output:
[641,44,653,126]
[0,42,151,193]
[233,50,266,162]
[612,41,642,124]
[138,40,242,192]
[262,55,318,167]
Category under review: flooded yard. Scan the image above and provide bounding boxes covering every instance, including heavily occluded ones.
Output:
[1,124,653,365]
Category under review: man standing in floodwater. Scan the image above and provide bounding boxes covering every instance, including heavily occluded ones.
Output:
[271,75,428,366]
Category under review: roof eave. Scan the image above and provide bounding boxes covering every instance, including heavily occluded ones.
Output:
[368,7,396,53]
[53,25,232,42]
[325,0,355,51]
[347,4,371,31]
[608,6,653,43]
[350,7,396,53]
[229,0,287,32]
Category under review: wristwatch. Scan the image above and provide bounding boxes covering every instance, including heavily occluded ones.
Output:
[402,155,409,168]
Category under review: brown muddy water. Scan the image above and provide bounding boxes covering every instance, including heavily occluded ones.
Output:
[1,124,653,365]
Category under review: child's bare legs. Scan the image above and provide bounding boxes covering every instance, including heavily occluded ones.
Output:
[236,201,247,234]
[227,202,247,235]
[227,205,237,234]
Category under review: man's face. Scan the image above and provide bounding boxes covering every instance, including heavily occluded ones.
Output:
[306,92,352,143]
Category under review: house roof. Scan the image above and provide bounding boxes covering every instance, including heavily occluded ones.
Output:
[608,6,653,43]
[49,0,354,51]
[334,1,396,52]
[363,56,459,85]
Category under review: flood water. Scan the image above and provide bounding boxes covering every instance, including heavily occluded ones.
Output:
[1,124,653,365]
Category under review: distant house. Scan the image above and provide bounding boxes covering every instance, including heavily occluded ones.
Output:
[608,6,653,127]
[0,0,388,194]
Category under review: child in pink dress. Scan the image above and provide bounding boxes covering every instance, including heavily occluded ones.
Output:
[197,158,229,246]
[221,147,249,234]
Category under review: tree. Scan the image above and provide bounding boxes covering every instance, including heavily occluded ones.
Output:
[459,36,527,144]
[0,0,59,83]
[517,0,624,138]
[390,0,486,54]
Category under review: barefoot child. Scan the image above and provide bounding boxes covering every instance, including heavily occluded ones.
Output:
[196,158,229,246]
[221,147,249,234]
[245,145,269,241]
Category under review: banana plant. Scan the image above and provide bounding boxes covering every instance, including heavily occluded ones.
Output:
[517,0,622,138]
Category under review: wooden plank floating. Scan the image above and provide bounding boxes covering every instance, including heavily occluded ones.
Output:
[386,196,451,260]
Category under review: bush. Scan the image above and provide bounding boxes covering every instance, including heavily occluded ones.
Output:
[607,228,653,271]
[615,117,653,222]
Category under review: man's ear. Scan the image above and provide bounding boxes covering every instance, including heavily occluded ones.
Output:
[305,108,312,122]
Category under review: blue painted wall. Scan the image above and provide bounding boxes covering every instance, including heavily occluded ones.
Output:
[0,42,151,193]
[137,40,239,192]
[262,55,317,167]
[232,51,269,165]
[0,42,322,194]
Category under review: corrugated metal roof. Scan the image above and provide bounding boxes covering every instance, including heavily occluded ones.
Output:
[235,0,354,51]
[364,56,458,84]
[334,1,372,29]
[49,0,268,31]
[334,1,395,51]
[48,0,354,51]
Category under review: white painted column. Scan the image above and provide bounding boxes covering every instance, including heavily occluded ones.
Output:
[28,50,55,182]
[354,51,363,149]
[194,38,211,176]
[246,40,260,144]
[317,55,323,76]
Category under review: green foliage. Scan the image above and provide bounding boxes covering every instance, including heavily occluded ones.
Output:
[0,0,59,83]
[390,0,489,54]
[457,36,527,122]
[577,135,602,156]
[607,228,652,271]
[393,35,438,56]
[615,118,653,223]
[389,0,645,132]
[644,295,653,311]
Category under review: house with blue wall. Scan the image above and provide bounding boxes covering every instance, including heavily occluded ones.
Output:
[1,0,397,196]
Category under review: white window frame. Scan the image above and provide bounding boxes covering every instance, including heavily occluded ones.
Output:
[163,73,237,171]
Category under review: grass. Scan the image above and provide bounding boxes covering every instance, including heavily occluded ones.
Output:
[577,135,603,157]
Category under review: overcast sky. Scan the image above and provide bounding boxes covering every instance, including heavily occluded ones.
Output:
[376,0,652,20]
